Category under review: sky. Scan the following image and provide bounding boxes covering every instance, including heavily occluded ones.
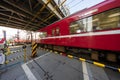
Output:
[66,0,105,14]
[0,0,105,39]
[0,26,18,39]
[0,26,26,40]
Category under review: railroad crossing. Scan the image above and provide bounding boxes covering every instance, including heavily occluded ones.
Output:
[0,0,120,80]
[0,45,120,80]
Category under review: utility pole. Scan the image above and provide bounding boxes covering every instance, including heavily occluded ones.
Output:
[17,30,20,42]
[31,32,33,43]
[2,30,7,68]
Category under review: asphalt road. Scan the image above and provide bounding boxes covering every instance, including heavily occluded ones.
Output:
[0,45,120,80]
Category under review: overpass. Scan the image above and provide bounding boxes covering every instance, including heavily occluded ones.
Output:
[0,0,67,31]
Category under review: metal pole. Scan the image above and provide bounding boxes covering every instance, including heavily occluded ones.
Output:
[24,48,27,62]
[2,30,7,71]
[3,30,6,50]
[23,45,27,62]
[31,32,33,43]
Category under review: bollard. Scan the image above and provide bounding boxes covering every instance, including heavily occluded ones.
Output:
[31,42,37,58]
[24,48,27,62]
[6,46,11,55]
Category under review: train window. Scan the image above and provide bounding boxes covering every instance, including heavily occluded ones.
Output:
[56,28,60,36]
[82,19,87,32]
[39,32,47,38]
[92,15,100,31]
[92,8,120,31]
[70,8,120,33]
[70,20,84,34]
[52,29,55,36]
[87,17,93,32]
[70,22,79,34]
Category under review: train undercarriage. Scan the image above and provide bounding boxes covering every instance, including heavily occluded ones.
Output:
[39,44,120,64]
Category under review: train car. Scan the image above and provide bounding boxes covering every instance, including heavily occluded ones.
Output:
[14,31,40,44]
[0,38,5,50]
[39,0,120,62]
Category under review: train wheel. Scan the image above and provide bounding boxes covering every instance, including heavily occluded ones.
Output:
[106,53,117,62]
[91,52,99,61]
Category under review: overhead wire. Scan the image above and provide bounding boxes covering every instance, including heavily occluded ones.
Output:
[66,0,75,5]
[69,0,84,9]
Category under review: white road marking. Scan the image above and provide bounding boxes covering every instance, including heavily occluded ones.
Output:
[22,53,50,80]
[82,61,90,80]
[35,52,50,61]
[22,64,38,80]
[26,52,50,64]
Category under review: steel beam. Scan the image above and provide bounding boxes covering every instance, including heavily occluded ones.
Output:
[24,0,52,29]
[0,17,31,27]
[37,0,66,26]
[3,0,49,24]
[29,0,32,11]
[0,19,28,28]
[0,12,44,28]
[0,22,37,31]
[0,0,64,31]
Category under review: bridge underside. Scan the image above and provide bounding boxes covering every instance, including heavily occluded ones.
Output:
[0,0,65,31]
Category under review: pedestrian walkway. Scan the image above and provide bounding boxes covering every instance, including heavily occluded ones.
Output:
[0,46,47,80]
[22,53,120,80]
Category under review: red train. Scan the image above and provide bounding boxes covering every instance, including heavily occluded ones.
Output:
[38,0,120,62]
[0,38,5,50]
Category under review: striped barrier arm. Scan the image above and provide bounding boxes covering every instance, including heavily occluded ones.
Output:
[118,69,120,72]
[40,48,120,73]
[5,49,23,56]
[79,58,86,62]
[67,55,73,59]
[93,62,105,67]
[5,54,24,64]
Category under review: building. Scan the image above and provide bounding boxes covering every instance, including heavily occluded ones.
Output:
[54,0,70,16]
